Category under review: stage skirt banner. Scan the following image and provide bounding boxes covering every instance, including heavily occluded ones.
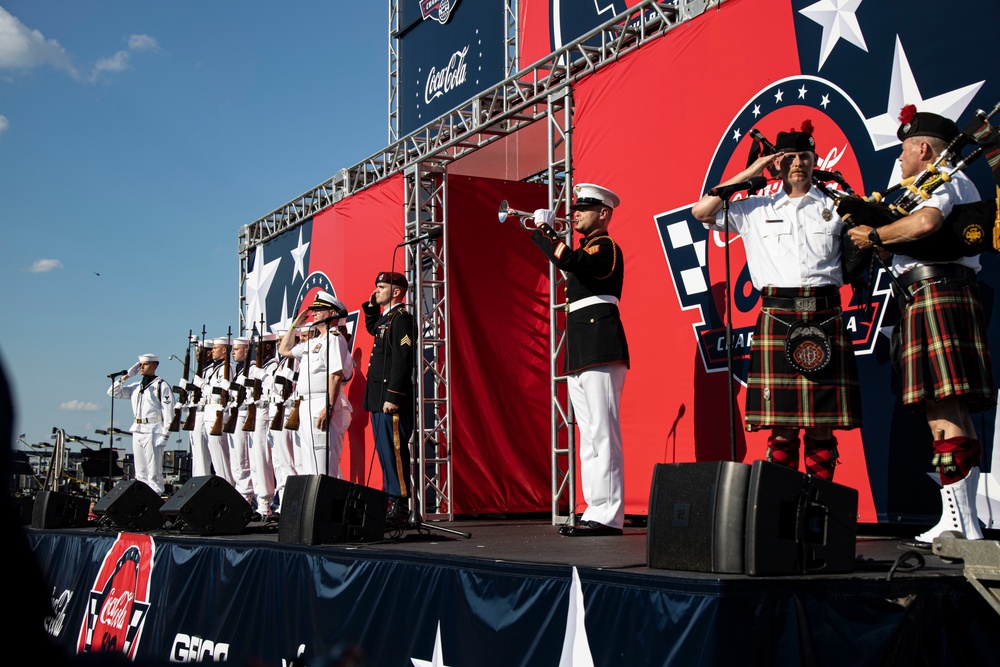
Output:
[29,530,1000,664]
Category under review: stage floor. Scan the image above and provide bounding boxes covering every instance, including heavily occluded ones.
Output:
[95,513,983,581]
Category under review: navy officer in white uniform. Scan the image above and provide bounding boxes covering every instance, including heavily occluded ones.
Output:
[107,354,174,495]
[532,183,630,537]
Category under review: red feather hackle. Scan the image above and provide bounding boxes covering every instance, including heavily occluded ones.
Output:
[898,104,917,124]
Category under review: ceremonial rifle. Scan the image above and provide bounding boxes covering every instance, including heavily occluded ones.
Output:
[242,319,264,432]
[168,330,193,432]
[209,328,231,436]
[182,326,207,431]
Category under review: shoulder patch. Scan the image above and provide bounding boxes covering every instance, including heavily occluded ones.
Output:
[584,245,600,255]
[400,334,412,347]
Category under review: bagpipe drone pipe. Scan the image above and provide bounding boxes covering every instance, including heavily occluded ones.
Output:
[835,103,1000,270]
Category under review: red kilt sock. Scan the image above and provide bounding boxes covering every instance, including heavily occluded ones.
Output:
[766,437,800,471]
[804,436,839,480]
[932,437,982,485]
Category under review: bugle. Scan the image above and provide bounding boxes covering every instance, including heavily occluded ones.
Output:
[498,200,573,235]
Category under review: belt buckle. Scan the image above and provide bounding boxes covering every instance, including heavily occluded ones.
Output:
[793,297,817,312]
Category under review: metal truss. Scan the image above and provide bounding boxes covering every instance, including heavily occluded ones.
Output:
[504,0,518,79]
[388,0,400,144]
[545,86,576,525]
[403,163,452,520]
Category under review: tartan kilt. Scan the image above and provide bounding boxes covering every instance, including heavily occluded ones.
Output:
[745,291,862,430]
[899,280,995,412]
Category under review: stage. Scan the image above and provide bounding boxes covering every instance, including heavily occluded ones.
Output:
[26,516,1000,666]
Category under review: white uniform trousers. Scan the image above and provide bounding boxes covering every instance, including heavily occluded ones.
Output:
[567,362,627,529]
[230,413,253,502]
[133,429,167,495]
[270,425,295,513]
[203,404,234,484]
[189,409,211,477]
[296,394,346,478]
[249,414,275,514]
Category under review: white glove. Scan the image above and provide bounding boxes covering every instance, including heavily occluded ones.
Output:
[533,209,555,228]
[235,375,247,387]
[127,362,140,378]
[219,379,232,392]
[192,374,206,388]
[178,378,189,390]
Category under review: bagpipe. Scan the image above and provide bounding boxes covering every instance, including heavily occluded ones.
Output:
[835,103,1000,268]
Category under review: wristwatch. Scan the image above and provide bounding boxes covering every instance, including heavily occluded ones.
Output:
[868,228,883,248]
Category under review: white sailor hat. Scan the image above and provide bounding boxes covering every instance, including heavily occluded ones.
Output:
[571,183,620,210]
[138,354,159,363]
[261,333,278,342]
[212,337,231,346]
[200,339,215,348]
[234,337,250,346]
[308,291,339,311]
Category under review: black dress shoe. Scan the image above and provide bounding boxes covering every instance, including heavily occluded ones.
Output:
[558,523,575,535]
[265,512,280,524]
[561,520,623,537]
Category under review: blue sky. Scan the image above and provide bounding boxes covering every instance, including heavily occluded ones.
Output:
[0,2,389,451]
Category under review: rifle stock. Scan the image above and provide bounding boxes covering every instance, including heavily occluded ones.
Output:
[284,397,302,430]
[209,407,224,436]
[168,389,183,432]
[269,402,285,430]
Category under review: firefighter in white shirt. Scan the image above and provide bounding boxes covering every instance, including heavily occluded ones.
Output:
[107,354,173,495]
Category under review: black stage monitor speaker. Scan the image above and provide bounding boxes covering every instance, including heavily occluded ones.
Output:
[160,475,252,535]
[647,461,751,573]
[745,461,858,576]
[279,475,389,545]
[92,480,165,531]
[31,490,91,529]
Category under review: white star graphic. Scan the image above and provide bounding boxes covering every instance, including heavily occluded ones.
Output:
[290,228,310,282]
[798,85,808,99]
[271,288,293,334]
[864,36,983,151]
[245,247,281,332]
[820,93,831,109]
[774,89,784,103]
[411,621,450,667]
[752,104,761,117]
[799,0,869,71]
[732,128,742,142]
[558,567,594,667]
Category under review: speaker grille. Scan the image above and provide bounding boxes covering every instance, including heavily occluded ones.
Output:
[647,462,749,573]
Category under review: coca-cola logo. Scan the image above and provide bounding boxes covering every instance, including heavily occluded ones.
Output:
[424,45,468,105]
[78,534,155,658]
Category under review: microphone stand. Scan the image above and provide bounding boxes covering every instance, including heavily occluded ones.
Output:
[722,197,738,462]
[105,373,122,491]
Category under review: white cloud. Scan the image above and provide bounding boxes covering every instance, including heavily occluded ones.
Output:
[128,34,159,52]
[0,115,8,135]
[0,9,161,83]
[60,400,102,412]
[26,258,64,273]
[94,50,130,74]
[0,7,74,72]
